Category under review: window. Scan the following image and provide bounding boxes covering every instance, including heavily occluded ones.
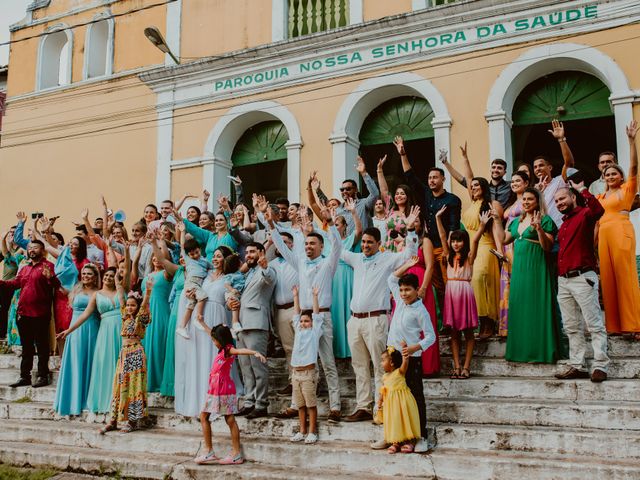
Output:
[37,28,73,90]
[84,18,114,79]
[288,0,349,38]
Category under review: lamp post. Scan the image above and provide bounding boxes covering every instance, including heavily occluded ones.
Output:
[144,26,180,65]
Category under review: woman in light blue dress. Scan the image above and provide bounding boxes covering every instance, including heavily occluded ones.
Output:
[179,210,237,261]
[330,203,362,359]
[150,236,185,397]
[142,254,174,393]
[85,267,122,413]
[54,264,101,416]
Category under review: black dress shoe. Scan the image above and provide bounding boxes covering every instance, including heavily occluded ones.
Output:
[10,378,31,388]
[591,369,608,383]
[246,408,268,419]
[236,405,255,416]
[32,377,50,388]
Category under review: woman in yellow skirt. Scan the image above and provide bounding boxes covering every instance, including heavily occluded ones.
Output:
[377,345,421,454]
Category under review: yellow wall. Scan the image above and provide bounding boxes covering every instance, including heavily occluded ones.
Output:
[363,0,413,21]
[171,167,203,199]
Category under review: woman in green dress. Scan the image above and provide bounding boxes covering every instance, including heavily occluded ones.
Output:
[497,187,560,364]
[141,252,175,392]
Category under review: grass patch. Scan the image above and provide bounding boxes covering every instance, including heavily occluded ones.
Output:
[13,396,33,403]
[0,464,58,480]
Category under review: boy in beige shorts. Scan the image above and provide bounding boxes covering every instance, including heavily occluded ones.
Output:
[289,285,324,445]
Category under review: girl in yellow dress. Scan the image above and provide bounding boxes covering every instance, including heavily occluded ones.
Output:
[377,344,421,454]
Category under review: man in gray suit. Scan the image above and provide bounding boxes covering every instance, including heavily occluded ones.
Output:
[229,242,276,419]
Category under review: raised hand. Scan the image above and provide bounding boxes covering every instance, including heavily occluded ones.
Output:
[548,119,565,140]
[439,149,448,164]
[256,195,268,213]
[257,250,268,269]
[16,211,27,223]
[344,197,356,213]
[41,263,53,279]
[355,156,366,175]
[264,206,275,225]
[172,208,183,222]
[310,171,320,190]
[230,175,242,186]
[101,195,108,210]
[406,205,421,226]
[175,221,185,233]
[229,213,239,228]
[568,179,585,192]
[217,194,230,209]
[626,120,639,140]
[479,210,492,226]
[459,142,468,159]
[435,205,447,218]
[311,285,320,297]
[81,208,89,220]
[531,210,542,230]
[393,135,405,155]
[377,154,387,171]
[405,255,420,268]
[202,189,211,203]
[535,175,551,192]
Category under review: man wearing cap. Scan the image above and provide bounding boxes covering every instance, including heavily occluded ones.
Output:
[553,180,609,382]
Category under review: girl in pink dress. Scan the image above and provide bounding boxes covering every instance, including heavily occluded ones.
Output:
[195,324,266,466]
[436,207,490,379]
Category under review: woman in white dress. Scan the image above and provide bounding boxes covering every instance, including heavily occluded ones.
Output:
[174,246,236,417]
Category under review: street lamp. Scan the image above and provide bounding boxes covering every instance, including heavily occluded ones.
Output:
[144,26,180,65]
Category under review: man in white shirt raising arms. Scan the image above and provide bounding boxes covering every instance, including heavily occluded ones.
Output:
[341,205,421,422]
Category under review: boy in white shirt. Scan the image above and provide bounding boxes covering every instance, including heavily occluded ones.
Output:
[289,285,324,445]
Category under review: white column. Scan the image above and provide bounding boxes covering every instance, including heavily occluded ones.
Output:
[165,0,182,66]
[412,0,428,11]
[272,0,287,42]
[155,90,174,204]
[432,117,452,190]
[610,93,635,174]
[329,133,359,198]
[286,140,303,202]
[349,0,363,24]
[485,110,514,177]
[211,157,233,200]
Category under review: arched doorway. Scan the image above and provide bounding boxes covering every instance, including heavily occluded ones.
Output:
[231,121,289,201]
[512,71,615,184]
[358,96,435,195]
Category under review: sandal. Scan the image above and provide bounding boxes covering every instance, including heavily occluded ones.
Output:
[120,422,137,434]
[401,443,415,453]
[99,423,118,435]
[459,368,471,379]
[449,368,461,379]
[387,444,400,454]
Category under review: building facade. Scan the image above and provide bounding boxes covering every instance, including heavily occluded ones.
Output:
[2,0,640,232]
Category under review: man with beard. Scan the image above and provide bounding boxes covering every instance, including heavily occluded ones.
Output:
[229,242,276,419]
[553,181,609,383]
[0,240,60,388]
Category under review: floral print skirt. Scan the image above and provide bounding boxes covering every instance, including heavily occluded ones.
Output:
[110,341,148,423]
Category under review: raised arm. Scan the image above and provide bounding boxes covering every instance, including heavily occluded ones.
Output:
[548,120,575,180]
[357,156,380,209]
[531,211,554,252]
[469,211,490,265]
[33,217,61,258]
[627,120,638,180]
[13,212,30,250]
[307,172,324,221]
[441,145,471,192]
[395,136,427,200]
[435,206,449,257]
[201,189,210,213]
[81,208,97,237]
[265,207,299,270]
[376,155,390,203]
[230,176,245,206]
[311,285,320,315]
[150,234,179,277]
[174,193,198,212]
[343,197,362,244]
[101,196,111,240]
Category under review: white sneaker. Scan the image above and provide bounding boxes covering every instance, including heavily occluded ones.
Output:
[414,437,433,453]
[290,432,305,442]
[175,327,190,339]
[304,433,318,444]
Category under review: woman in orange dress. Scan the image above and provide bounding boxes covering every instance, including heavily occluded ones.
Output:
[597,120,640,338]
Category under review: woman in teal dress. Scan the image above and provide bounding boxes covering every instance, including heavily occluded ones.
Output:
[5,255,26,346]
[54,264,101,416]
[150,237,185,397]
[330,200,361,358]
[142,254,174,392]
[498,188,560,364]
[179,210,237,261]
[86,268,122,413]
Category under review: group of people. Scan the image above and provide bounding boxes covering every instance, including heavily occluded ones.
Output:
[1,119,639,461]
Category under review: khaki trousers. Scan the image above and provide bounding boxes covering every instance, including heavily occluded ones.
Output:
[347,313,389,411]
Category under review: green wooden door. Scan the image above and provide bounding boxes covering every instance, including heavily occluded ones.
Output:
[359,96,434,146]
[513,71,612,126]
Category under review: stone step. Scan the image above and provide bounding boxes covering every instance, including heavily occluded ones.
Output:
[427,397,640,431]
[438,335,640,358]
[0,419,431,478]
[2,435,640,480]
[0,440,389,480]
[0,354,60,370]
[433,423,640,460]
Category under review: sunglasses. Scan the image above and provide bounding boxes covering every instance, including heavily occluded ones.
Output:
[339,187,352,192]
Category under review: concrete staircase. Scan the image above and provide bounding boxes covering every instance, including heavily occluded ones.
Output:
[1,336,639,479]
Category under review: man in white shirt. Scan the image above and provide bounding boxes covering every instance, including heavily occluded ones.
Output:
[589,152,616,196]
[340,206,420,422]
[266,208,343,423]
[148,199,177,233]
[533,120,575,227]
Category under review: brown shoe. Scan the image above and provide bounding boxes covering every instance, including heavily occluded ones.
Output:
[327,410,341,423]
[275,407,298,419]
[277,384,293,395]
[590,369,607,383]
[343,409,373,422]
[554,367,590,380]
